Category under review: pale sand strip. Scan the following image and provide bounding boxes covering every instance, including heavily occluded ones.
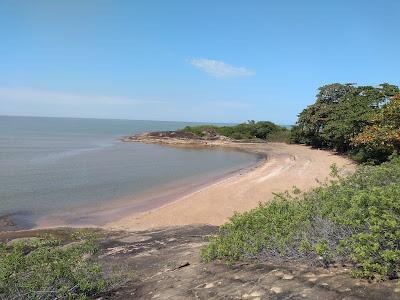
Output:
[105,143,354,231]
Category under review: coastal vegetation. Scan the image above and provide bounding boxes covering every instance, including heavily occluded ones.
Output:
[0,232,112,299]
[181,82,400,165]
[180,120,290,142]
[202,155,400,280]
[291,83,400,163]
[203,82,400,283]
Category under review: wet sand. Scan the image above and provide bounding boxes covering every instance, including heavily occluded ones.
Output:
[32,156,262,229]
[105,142,355,231]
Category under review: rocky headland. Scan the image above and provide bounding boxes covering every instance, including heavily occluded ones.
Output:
[121,129,236,146]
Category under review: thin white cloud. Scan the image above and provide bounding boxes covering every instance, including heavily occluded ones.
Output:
[0,86,168,119]
[0,87,164,106]
[188,58,255,79]
[0,87,252,122]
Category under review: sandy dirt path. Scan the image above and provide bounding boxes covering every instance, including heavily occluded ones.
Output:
[105,143,354,231]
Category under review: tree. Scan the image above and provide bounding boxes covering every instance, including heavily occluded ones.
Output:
[353,93,400,153]
[292,83,399,162]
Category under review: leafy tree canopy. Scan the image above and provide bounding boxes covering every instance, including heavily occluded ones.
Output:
[353,93,400,153]
[291,83,399,162]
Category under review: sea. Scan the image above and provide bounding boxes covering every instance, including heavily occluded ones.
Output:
[0,116,261,229]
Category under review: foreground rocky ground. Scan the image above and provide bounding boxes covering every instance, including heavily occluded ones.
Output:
[3,226,398,299]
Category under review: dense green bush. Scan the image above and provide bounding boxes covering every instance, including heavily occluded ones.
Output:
[0,232,107,299]
[202,155,400,280]
[181,120,290,142]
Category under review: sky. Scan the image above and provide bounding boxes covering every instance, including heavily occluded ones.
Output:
[0,0,399,124]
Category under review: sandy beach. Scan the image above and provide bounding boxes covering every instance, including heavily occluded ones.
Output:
[105,142,355,231]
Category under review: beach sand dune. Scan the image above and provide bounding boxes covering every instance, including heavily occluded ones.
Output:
[105,143,354,231]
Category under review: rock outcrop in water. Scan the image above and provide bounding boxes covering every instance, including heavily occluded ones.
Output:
[121,129,234,146]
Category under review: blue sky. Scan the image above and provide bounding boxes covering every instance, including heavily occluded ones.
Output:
[1,0,399,124]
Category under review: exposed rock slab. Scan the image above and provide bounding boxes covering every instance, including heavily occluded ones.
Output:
[2,226,399,299]
[96,226,399,299]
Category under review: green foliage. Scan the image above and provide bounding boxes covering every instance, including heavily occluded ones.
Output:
[0,232,107,299]
[181,120,290,142]
[202,155,400,280]
[181,125,220,137]
[292,83,399,162]
[353,93,400,155]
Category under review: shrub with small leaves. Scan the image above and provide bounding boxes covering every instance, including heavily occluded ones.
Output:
[202,155,400,281]
[0,232,107,299]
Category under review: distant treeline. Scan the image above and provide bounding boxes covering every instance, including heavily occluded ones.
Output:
[291,83,400,163]
[180,120,290,142]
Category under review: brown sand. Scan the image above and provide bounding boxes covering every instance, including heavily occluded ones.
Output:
[105,142,354,231]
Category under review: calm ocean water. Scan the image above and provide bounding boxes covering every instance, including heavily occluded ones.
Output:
[0,116,260,228]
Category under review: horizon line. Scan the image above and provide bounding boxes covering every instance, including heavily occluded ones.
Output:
[0,114,294,126]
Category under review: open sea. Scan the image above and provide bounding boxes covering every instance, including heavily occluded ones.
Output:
[0,116,260,229]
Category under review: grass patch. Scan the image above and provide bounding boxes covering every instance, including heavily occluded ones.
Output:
[202,155,400,281]
[0,232,110,299]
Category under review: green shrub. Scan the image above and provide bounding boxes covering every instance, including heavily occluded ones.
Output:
[180,121,290,142]
[181,125,220,137]
[0,232,107,299]
[202,155,400,280]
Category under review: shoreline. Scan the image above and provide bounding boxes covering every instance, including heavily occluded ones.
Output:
[1,139,355,233]
[0,144,264,232]
[105,140,355,232]
[33,153,264,230]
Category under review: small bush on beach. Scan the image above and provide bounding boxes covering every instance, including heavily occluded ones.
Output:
[0,232,107,299]
[202,155,400,281]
